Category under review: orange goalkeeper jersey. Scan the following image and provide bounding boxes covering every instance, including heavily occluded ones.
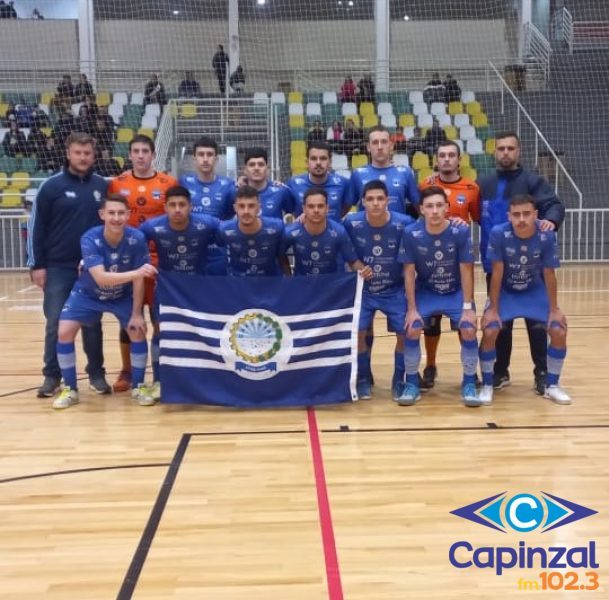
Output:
[419,174,481,223]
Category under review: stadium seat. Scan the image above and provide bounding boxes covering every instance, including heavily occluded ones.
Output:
[116,128,134,143]
[38,103,49,115]
[412,102,428,116]
[363,114,379,129]
[20,157,37,173]
[0,172,7,188]
[138,128,155,139]
[0,157,18,173]
[461,166,477,180]
[138,114,156,130]
[270,92,286,104]
[453,113,470,128]
[179,104,197,118]
[448,101,464,115]
[41,127,52,138]
[40,91,54,106]
[144,103,161,118]
[398,113,415,128]
[417,114,433,129]
[472,112,488,128]
[341,102,357,117]
[290,140,306,156]
[417,168,433,184]
[461,90,476,104]
[288,91,303,104]
[409,90,423,104]
[290,154,307,173]
[96,92,111,107]
[343,115,360,128]
[380,114,397,129]
[465,101,482,116]
[392,154,409,166]
[359,102,375,117]
[443,125,458,140]
[71,102,83,117]
[430,102,447,117]
[331,154,349,171]
[113,142,130,158]
[411,152,430,171]
[0,103,7,119]
[1,187,22,207]
[403,126,415,139]
[459,125,476,141]
[31,171,47,185]
[377,102,393,116]
[454,139,464,152]
[321,103,340,122]
[130,92,144,104]
[471,153,495,172]
[335,169,351,179]
[288,103,304,116]
[290,127,306,140]
[24,187,37,204]
[466,138,484,155]
[485,138,496,154]
[351,154,368,169]
[459,153,471,168]
[113,92,128,106]
[253,92,269,105]
[114,156,125,168]
[436,114,451,127]
[305,102,322,117]
[289,114,305,128]
[108,103,124,125]
[322,91,337,104]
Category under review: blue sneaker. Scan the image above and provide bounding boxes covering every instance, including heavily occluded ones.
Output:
[356,379,372,400]
[396,382,421,406]
[462,383,482,407]
[391,373,404,401]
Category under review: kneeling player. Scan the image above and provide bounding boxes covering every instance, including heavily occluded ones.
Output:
[478,194,570,405]
[53,195,157,409]
[400,186,480,407]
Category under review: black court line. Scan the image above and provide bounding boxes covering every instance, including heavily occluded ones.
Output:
[116,433,191,600]
[0,462,170,485]
[190,428,307,436]
[321,423,609,433]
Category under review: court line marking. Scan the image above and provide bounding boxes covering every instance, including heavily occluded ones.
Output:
[307,407,344,600]
[322,423,609,433]
[117,433,190,600]
[17,285,38,293]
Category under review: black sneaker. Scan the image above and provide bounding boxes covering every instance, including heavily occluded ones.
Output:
[420,366,437,390]
[37,376,61,398]
[89,375,111,395]
[493,372,511,390]
[534,372,547,396]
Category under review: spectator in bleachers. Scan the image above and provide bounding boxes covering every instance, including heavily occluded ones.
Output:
[307,120,326,144]
[229,65,246,96]
[144,73,167,106]
[27,123,48,157]
[424,119,447,157]
[32,106,49,128]
[82,94,99,118]
[327,120,344,154]
[423,72,446,104]
[178,70,202,98]
[95,148,122,177]
[53,107,75,146]
[91,113,115,152]
[212,44,230,94]
[343,118,364,166]
[339,76,356,103]
[406,127,426,159]
[357,75,375,104]
[73,73,94,103]
[74,105,94,135]
[3,121,28,156]
[443,73,461,103]
[3,102,16,125]
[391,129,407,154]
[38,136,64,173]
[15,97,37,128]
[56,74,74,102]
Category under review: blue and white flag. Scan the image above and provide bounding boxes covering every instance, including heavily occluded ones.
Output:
[156,272,363,407]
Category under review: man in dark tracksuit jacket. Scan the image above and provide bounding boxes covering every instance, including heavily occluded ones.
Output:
[477,131,565,394]
[27,132,109,397]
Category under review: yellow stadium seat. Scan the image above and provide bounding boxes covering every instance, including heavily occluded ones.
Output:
[465,101,482,115]
[343,115,360,128]
[443,125,458,140]
[288,91,303,104]
[472,112,488,127]
[461,166,477,180]
[96,91,111,107]
[362,114,379,129]
[417,168,434,184]
[41,127,52,138]
[0,103,8,118]
[116,128,134,143]
[290,155,307,173]
[399,113,415,128]
[138,128,155,139]
[10,171,30,190]
[359,102,375,117]
[290,140,306,156]
[40,91,54,106]
[180,103,197,118]
[289,114,305,128]
[114,156,125,168]
[1,187,23,207]
[412,152,430,171]
[0,172,8,189]
[351,154,369,169]
[485,138,496,154]
[448,101,464,115]
[459,153,471,168]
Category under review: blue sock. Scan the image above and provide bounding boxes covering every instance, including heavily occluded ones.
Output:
[130,340,148,387]
[393,351,405,383]
[151,334,160,382]
[461,338,478,385]
[57,341,77,390]
[547,346,566,386]
[357,352,371,383]
[479,348,496,386]
[404,338,421,385]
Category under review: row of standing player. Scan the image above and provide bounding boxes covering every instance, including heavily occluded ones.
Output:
[27,127,568,407]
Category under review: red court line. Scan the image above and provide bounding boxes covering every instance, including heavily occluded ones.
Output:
[307,406,344,600]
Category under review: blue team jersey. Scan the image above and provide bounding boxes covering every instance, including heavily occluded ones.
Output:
[282,220,358,276]
[178,173,236,219]
[258,181,295,218]
[487,222,560,293]
[77,225,149,301]
[400,221,473,295]
[287,172,353,221]
[139,214,220,275]
[350,164,420,213]
[343,211,414,295]
[217,216,285,276]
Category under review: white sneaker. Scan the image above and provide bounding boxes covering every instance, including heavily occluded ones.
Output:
[544,385,571,405]
[478,385,494,405]
[151,381,161,401]
[132,383,156,407]
[52,387,79,410]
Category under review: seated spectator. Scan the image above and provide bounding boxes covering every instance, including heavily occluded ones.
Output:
[96,105,115,131]
[32,106,49,128]
[144,73,167,106]
[37,136,64,173]
[91,114,115,152]
[424,119,447,156]
[2,121,29,156]
[423,72,446,104]
[307,120,325,144]
[406,126,426,159]
[74,105,94,135]
[56,74,74,102]
[95,148,122,177]
[15,98,37,128]
[343,118,364,164]
[326,120,344,154]
[391,129,407,153]
[74,73,94,103]
[357,75,375,104]
[82,94,99,119]
[3,102,16,126]
[443,73,461,103]
[178,71,202,98]
[229,66,245,95]
[339,76,356,103]
[27,124,48,157]
[53,108,75,146]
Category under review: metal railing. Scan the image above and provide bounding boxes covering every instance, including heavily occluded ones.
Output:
[522,22,551,85]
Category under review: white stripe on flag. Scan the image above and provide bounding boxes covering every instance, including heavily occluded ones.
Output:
[160,339,219,353]
[290,339,351,356]
[159,354,352,371]
[160,321,222,339]
[350,274,364,399]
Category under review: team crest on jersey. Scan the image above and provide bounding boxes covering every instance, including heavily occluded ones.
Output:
[152,190,162,200]
[93,190,102,201]
[201,197,211,206]
[312,241,319,248]
[119,188,130,196]
[373,234,381,241]
[127,236,138,245]
[372,246,383,256]
[392,178,401,187]
[435,251,444,260]
[457,194,466,204]
[220,310,292,380]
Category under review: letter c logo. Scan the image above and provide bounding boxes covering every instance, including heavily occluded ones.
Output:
[506,494,543,532]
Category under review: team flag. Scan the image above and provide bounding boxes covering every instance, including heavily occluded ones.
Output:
[156,272,363,407]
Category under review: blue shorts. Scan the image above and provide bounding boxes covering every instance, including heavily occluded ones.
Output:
[359,289,406,333]
[499,284,549,323]
[417,289,464,330]
[60,289,134,329]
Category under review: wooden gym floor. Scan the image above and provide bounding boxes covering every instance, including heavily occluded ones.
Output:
[1,265,608,599]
